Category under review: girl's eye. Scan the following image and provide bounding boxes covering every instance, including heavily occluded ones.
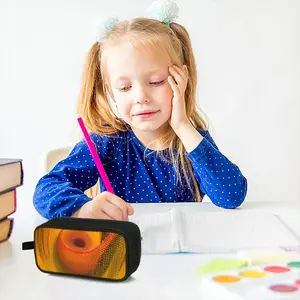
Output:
[117,80,164,91]
[150,80,164,85]
[119,86,131,92]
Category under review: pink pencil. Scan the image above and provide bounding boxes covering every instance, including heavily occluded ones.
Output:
[77,117,114,194]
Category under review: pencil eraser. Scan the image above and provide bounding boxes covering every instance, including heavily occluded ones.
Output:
[197,258,248,275]
[237,248,293,265]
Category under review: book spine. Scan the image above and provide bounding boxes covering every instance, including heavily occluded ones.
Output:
[0,189,17,221]
[14,189,17,212]
[20,161,24,186]
[0,218,14,243]
[0,183,23,195]
[0,161,24,194]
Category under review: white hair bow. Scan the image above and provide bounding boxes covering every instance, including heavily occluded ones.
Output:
[95,0,179,42]
[95,16,119,43]
[145,0,179,25]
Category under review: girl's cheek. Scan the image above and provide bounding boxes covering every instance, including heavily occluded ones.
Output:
[167,103,173,118]
[117,103,132,120]
[165,95,173,112]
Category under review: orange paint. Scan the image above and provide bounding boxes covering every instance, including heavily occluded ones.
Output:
[213,275,241,283]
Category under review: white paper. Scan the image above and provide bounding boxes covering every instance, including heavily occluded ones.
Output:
[129,210,180,254]
[129,209,300,254]
[180,210,300,253]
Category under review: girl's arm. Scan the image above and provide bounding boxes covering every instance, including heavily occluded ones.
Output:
[175,123,247,209]
[33,134,109,219]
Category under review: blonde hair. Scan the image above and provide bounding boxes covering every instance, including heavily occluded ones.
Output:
[77,18,208,202]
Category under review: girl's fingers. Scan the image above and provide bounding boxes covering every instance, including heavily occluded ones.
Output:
[98,210,114,220]
[178,65,188,88]
[127,203,134,216]
[169,65,188,90]
[169,66,184,88]
[168,76,180,95]
[173,65,186,79]
[106,193,133,221]
[102,201,125,220]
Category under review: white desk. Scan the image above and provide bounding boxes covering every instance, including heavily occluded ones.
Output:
[0,201,300,300]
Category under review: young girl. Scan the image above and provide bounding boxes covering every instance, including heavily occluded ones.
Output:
[33,0,247,220]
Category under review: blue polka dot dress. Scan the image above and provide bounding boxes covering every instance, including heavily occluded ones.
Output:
[33,129,247,218]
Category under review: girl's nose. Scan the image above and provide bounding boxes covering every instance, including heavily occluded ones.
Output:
[134,86,150,104]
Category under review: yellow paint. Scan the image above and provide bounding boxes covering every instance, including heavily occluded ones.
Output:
[239,270,267,278]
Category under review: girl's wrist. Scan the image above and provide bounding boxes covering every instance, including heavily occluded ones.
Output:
[172,118,191,134]
[174,121,203,152]
[173,119,193,137]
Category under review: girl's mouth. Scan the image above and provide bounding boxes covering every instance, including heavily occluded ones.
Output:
[134,110,160,118]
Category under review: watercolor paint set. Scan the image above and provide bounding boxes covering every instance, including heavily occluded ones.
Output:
[198,260,300,300]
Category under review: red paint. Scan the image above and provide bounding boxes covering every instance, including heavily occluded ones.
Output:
[296,280,300,286]
[269,284,298,293]
[264,266,290,273]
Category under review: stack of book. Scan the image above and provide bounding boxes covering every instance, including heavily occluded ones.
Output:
[0,159,23,243]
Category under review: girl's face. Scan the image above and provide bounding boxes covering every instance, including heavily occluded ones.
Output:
[105,42,174,136]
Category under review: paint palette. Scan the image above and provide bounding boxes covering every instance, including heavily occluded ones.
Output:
[198,260,300,300]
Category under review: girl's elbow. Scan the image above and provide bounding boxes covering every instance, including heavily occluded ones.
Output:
[214,197,243,209]
[33,190,54,219]
[224,196,245,209]
[224,179,248,209]
[33,198,50,219]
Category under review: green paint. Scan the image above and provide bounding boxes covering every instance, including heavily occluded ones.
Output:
[197,258,248,275]
[288,261,300,268]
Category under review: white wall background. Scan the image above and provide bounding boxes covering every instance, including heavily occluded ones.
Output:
[1,0,299,207]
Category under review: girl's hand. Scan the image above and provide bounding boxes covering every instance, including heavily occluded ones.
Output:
[168,65,190,132]
[72,191,134,221]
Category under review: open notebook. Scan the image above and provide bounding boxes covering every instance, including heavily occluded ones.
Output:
[129,208,300,254]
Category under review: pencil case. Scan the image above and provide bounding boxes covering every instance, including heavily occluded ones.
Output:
[22,217,141,281]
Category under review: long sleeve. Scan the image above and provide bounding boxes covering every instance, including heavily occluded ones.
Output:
[185,130,247,209]
[33,133,113,219]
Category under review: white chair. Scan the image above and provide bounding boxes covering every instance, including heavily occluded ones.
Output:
[45,147,99,199]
